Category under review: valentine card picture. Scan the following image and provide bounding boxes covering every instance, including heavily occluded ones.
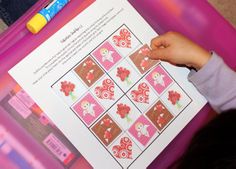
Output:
[161,83,192,115]
[92,41,122,71]
[146,100,174,131]
[90,76,123,109]
[91,114,122,146]
[52,72,87,106]
[108,96,141,130]
[128,80,157,113]
[128,115,157,147]
[146,64,173,95]
[109,133,142,168]
[108,25,141,57]
[72,93,104,127]
[109,59,140,92]
[129,44,159,74]
[74,56,104,87]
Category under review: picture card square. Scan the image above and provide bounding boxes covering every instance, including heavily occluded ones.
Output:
[52,72,87,106]
[146,100,174,131]
[127,79,158,113]
[146,64,173,95]
[74,56,104,87]
[109,59,140,93]
[108,25,141,57]
[91,114,122,146]
[90,76,123,110]
[72,93,105,127]
[161,83,192,116]
[92,41,122,71]
[128,115,157,146]
[108,96,141,130]
[129,44,159,74]
[109,133,142,168]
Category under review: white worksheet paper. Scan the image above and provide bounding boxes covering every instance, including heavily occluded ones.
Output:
[9,0,207,168]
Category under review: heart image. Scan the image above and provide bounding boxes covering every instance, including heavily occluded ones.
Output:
[104,128,112,143]
[112,28,131,48]
[100,118,113,127]
[140,57,149,71]
[86,69,95,83]
[131,82,149,103]
[112,137,132,159]
[95,79,115,100]
[138,47,150,56]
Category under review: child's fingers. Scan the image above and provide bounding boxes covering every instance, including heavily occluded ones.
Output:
[150,35,169,49]
[148,48,169,61]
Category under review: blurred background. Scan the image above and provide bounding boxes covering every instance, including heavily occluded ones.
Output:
[0,0,235,34]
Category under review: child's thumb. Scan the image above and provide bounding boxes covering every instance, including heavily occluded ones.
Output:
[148,48,169,61]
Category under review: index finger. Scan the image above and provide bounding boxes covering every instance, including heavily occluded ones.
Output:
[150,35,169,50]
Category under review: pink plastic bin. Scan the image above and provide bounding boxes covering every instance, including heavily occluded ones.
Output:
[0,0,236,168]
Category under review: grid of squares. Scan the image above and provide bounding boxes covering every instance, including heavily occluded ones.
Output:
[51,24,193,168]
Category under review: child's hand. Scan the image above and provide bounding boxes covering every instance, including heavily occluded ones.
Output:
[148,32,211,70]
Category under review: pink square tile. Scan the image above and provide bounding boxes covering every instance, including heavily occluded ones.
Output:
[73,93,104,126]
[92,41,122,71]
[128,115,156,146]
[146,65,173,95]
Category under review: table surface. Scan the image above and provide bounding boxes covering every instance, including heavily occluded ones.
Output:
[0,0,236,168]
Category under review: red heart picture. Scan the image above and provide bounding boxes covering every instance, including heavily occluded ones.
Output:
[112,137,132,159]
[131,82,149,103]
[140,57,149,71]
[112,28,131,48]
[95,79,115,100]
